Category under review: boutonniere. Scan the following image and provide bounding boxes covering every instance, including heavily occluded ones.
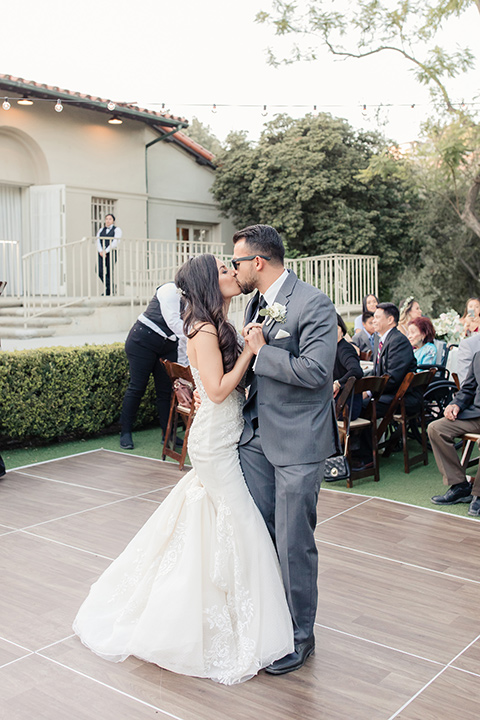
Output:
[259,302,287,325]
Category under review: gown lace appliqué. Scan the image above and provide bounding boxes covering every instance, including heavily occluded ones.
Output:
[73,367,294,685]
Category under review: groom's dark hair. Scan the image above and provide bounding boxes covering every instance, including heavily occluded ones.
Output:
[232,224,285,266]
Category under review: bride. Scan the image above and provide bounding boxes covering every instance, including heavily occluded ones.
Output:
[73,254,294,685]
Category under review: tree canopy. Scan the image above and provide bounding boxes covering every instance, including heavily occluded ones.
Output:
[212,113,420,298]
[255,0,480,312]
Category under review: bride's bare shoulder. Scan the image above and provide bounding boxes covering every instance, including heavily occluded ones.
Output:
[191,322,218,337]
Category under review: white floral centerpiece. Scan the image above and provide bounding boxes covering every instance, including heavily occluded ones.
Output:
[433,309,465,345]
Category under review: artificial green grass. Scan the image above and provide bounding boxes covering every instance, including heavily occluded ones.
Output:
[2,432,477,521]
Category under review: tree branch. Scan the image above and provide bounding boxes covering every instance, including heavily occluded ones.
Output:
[323,39,456,112]
[461,173,480,238]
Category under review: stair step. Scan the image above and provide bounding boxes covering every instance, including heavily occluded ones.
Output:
[0,306,94,318]
[0,326,54,339]
[0,316,73,328]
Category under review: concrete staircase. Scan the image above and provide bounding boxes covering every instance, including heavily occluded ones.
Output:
[0,297,140,340]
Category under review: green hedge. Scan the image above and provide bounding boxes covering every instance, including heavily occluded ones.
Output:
[0,344,157,444]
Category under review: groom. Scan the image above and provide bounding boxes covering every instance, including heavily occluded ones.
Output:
[234,224,338,675]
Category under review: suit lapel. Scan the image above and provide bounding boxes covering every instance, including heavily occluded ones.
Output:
[263,270,296,342]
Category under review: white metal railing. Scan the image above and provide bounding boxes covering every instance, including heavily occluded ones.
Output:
[19,238,378,321]
[285,253,378,316]
[21,237,226,317]
[0,240,21,297]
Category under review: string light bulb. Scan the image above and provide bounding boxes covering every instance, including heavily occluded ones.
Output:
[2,98,10,110]
[108,115,123,125]
[261,104,268,116]
[312,104,318,116]
[211,103,217,114]
[107,101,116,111]
[17,96,33,106]
[54,99,63,112]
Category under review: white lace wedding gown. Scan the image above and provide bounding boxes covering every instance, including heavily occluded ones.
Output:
[73,367,294,685]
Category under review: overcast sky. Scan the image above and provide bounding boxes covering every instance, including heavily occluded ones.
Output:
[2,0,479,144]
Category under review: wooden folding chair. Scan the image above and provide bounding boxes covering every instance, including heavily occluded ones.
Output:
[162,361,196,470]
[378,368,437,473]
[359,350,372,362]
[337,375,389,487]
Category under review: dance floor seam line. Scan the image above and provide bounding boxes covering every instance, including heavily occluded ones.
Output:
[18,495,143,531]
[19,530,115,560]
[35,653,187,720]
[314,622,445,667]
[315,538,480,585]
[0,653,35,672]
[16,471,128,496]
[386,631,480,720]
[316,497,374,526]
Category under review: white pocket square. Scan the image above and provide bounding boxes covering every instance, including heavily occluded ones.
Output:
[274,329,291,339]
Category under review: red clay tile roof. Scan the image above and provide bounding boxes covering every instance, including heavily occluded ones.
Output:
[0,74,217,165]
[0,74,187,127]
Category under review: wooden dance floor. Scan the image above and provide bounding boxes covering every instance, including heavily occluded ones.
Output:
[1,449,479,719]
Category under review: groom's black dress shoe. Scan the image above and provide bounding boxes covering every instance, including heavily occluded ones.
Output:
[265,637,315,675]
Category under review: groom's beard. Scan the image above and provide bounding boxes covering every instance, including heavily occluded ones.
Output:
[236,277,257,295]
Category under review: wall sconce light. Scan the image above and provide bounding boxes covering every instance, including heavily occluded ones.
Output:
[108,115,123,124]
[17,96,34,106]
[107,101,116,111]
[55,99,63,112]
[2,98,11,110]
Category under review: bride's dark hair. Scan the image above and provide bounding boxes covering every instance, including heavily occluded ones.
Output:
[175,254,241,373]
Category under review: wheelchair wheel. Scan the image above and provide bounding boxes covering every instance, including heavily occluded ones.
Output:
[423,380,460,449]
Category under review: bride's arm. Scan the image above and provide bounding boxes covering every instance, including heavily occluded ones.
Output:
[189,324,253,404]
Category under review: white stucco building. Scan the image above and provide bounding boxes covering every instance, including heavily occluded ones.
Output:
[0,74,235,301]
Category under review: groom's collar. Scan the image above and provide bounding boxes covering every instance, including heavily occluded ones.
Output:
[262,268,289,306]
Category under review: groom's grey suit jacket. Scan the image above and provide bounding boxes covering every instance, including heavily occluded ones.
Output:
[240,270,338,466]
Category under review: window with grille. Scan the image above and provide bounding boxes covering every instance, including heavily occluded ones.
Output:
[91,198,116,236]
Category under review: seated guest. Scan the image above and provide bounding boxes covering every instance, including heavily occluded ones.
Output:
[334,314,364,420]
[456,332,480,386]
[353,302,419,469]
[354,294,378,334]
[427,352,480,517]
[398,297,422,336]
[460,297,480,337]
[351,311,375,355]
[407,317,437,366]
[372,302,420,416]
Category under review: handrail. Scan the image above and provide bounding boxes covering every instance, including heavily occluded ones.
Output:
[17,236,378,322]
[0,240,22,298]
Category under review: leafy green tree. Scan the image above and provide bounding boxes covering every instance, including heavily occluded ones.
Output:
[212,113,420,298]
[183,117,223,156]
[256,1,480,305]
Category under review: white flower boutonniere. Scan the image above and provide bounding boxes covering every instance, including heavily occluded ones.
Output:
[259,302,287,324]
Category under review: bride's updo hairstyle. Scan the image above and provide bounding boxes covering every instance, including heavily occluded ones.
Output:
[175,254,241,373]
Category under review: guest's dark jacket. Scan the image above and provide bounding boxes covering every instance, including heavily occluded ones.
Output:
[334,338,364,419]
[351,328,375,355]
[452,351,480,419]
[373,327,419,404]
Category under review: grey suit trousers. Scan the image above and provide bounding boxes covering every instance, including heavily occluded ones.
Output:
[428,416,480,494]
[239,427,324,645]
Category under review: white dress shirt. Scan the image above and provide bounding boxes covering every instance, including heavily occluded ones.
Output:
[138,283,188,366]
[254,268,289,368]
[96,225,123,254]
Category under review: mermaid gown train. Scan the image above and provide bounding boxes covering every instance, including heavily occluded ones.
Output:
[73,367,294,684]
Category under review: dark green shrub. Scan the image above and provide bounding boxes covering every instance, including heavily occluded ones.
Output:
[0,343,157,443]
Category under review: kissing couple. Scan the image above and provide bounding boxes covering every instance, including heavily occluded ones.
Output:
[74,224,338,685]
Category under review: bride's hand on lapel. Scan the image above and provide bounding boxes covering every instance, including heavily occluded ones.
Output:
[245,326,266,355]
[242,321,263,338]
